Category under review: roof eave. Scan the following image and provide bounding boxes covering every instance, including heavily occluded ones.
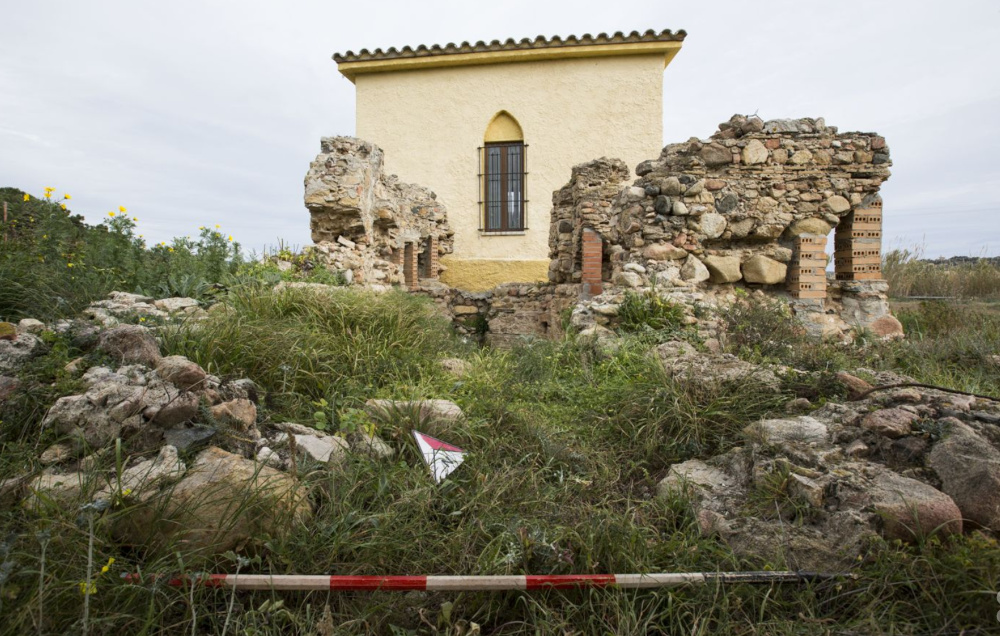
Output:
[336,40,684,83]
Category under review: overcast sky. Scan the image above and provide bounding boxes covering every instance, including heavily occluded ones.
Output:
[3,0,999,258]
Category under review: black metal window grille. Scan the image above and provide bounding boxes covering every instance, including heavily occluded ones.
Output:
[479,142,527,232]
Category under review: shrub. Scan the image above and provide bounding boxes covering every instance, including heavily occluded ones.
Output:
[615,289,686,342]
[0,187,243,321]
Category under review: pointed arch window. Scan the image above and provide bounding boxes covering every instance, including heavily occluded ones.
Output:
[480,112,527,233]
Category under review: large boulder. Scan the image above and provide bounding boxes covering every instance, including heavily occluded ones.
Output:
[97,325,161,367]
[869,470,962,540]
[929,420,1000,530]
[115,446,311,553]
[702,256,742,283]
[741,255,787,285]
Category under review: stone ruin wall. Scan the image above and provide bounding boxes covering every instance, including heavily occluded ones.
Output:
[304,137,454,288]
[304,117,899,343]
[549,115,897,338]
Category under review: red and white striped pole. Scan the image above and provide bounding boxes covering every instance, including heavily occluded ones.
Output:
[124,571,837,592]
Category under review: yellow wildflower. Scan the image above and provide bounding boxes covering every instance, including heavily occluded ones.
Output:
[227,235,233,242]
[168,247,174,252]
[67,263,74,268]
[215,224,220,229]
[139,317,146,323]
[22,193,29,201]
[64,193,71,199]
[79,581,97,595]
[44,192,51,199]
[159,242,165,246]
[60,203,67,210]
[133,217,138,222]
[108,212,115,217]
[119,206,127,213]
[44,186,54,193]
[198,226,204,230]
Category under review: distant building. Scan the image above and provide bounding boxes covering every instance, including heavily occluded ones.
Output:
[334,29,686,290]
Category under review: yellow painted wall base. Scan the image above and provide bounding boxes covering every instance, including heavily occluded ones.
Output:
[439,257,549,291]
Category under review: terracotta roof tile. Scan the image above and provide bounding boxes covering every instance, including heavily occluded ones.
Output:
[334,29,686,64]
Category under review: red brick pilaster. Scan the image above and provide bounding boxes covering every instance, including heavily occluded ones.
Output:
[581,228,603,298]
[403,242,418,290]
[427,235,439,279]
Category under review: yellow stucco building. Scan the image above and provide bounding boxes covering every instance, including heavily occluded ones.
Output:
[334,30,685,290]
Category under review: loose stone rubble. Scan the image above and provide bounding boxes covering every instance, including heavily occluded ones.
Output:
[11,306,456,553]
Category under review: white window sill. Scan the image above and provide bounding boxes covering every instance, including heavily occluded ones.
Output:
[479,230,527,236]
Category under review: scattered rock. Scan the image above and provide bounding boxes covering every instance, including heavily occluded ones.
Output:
[39,443,74,465]
[25,470,91,509]
[209,399,257,432]
[836,371,873,399]
[153,297,200,313]
[861,408,917,439]
[788,473,824,507]
[785,398,812,414]
[103,445,186,503]
[155,355,208,391]
[654,341,782,393]
[97,325,161,367]
[657,459,734,500]
[115,446,311,552]
[17,318,45,334]
[349,431,395,459]
[278,432,350,466]
[747,417,828,445]
[869,470,962,540]
[869,315,904,339]
[439,358,472,378]
[365,399,465,424]
[256,446,284,469]
[929,420,1000,530]
[0,332,42,373]
[163,425,218,452]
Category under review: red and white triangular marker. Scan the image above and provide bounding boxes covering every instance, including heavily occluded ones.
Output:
[412,431,466,483]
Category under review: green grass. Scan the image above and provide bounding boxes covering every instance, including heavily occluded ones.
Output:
[884,247,1000,300]
[2,275,1000,632]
